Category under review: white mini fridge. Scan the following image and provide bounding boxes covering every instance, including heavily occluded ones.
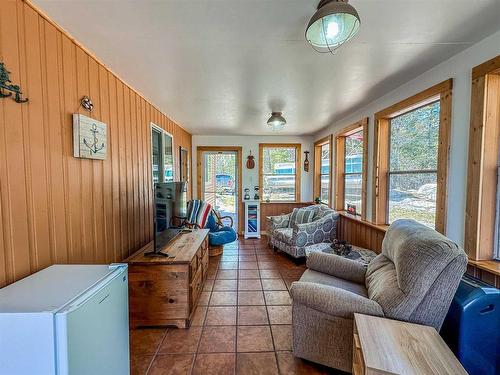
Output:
[0,264,130,375]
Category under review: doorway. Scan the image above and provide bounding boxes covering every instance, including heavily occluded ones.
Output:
[197,147,242,233]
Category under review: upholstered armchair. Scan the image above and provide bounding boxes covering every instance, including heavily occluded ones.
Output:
[266,205,340,258]
[290,219,468,372]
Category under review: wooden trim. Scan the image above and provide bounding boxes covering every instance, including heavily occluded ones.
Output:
[259,143,302,202]
[372,80,453,232]
[472,55,500,80]
[335,118,369,220]
[313,136,333,205]
[465,57,500,261]
[196,146,243,234]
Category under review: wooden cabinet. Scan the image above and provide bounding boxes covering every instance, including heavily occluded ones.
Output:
[353,314,467,375]
[126,229,210,328]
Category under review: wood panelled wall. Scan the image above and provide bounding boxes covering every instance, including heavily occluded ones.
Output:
[338,213,386,253]
[260,202,313,233]
[0,0,192,287]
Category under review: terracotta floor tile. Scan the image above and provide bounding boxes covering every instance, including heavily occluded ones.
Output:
[191,306,207,326]
[205,306,237,326]
[238,269,260,279]
[198,326,236,353]
[198,291,211,306]
[239,244,255,249]
[130,354,153,375]
[271,325,292,351]
[220,255,238,262]
[158,326,202,354]
[257,255,276,262]
[259,269,282,279]
[207,268,218,279]
[213,279,238,291]
[237,326,274,352]
[284,279,295,290]
[219,262,238,270]
[192,353,236,375]
[239,254,257,262]
[267,306,292,325]
[280,269,305,279]
[264,291,291,305]
[275,351,331,374]
[148,354,194,375]
[130,328,166,355]
[238,279,263,291]
[236,352,279,375]
[258,261,278,270]
[238,291,265,305]
[239,249,256,254]
[203,279,214,292]
[261,279,287,291]
[216,269,238,279]
[209,291,237,306]
[238,306,269,325]
[239,261,259,269]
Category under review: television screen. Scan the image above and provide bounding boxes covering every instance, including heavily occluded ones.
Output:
[154,181,187,252]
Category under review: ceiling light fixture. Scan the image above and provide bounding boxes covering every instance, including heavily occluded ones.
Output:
[267,112,286,131]
[305,0,361,54]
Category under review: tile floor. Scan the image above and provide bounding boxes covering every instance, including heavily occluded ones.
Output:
[130,237,341,375]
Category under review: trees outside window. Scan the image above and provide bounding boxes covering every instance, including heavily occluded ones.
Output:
[344,130,364,214]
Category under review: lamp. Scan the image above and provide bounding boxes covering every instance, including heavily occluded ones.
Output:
[267,112,286,131]
[305,0,360,53]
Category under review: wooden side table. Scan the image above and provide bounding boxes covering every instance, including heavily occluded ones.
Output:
[353,314,467,375]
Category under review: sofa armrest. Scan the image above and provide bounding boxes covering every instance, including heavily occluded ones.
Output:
[306,252,367,284]
[290,281,384,319]
[292,212,339,246]
[266,213,291,231]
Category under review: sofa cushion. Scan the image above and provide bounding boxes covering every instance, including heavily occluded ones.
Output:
[289,206,317,228]
[300,269,368,298]
[274,227,293,244]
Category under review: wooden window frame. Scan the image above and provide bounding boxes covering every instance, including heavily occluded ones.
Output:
[259,143,302,202]
[465,55,500,261]
[313,136,333,205]
[372,79,453,234]
[334,118,369,220]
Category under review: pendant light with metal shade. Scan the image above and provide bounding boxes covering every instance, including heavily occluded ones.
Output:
[306,0,361,54]
[267,112,286,131]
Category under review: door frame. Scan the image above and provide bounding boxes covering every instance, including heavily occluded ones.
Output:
[197,146,243,234]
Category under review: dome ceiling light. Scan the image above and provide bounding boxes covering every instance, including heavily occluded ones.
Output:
[267,112,286,131]
[305,0,361,54]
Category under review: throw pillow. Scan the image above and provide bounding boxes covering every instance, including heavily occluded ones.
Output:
[289,206,317,228]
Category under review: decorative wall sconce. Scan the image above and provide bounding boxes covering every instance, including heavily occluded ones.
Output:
[0,62,28,103]
[80,96,94,112]
[304,151,310,172]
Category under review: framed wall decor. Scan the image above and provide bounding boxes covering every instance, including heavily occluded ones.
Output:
[73,114,107,160]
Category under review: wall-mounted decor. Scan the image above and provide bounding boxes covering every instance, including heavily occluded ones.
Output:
[246,151,255,169]
[73,114,107,160]
[0,62,28,103]
[304,151,310,172]
[80,96,93,112]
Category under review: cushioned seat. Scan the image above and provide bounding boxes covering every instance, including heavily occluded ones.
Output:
[300,269,368,298]
[208,226,237,246]
[274,228,293,244]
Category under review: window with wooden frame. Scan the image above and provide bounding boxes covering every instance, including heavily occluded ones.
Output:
[465,55,500,262]
[313,136,332,205]
[259,143,301,202]
[334,118,368,219]
[372,80,453,233]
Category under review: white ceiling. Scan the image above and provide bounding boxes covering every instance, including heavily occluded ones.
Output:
[34,0,500,136]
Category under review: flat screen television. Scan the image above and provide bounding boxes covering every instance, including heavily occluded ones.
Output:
[147,181,187,257]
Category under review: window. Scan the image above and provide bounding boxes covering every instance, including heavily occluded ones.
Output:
[373,80,452,233]
[259,144,301,202]
[151,124,174,183]
[344,130,364,214]
[335,119,368,219]
[388,101,439,227]
[314,137,332,205]
[465,55,500,262]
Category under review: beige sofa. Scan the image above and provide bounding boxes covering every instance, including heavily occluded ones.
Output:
[290,219,468,372]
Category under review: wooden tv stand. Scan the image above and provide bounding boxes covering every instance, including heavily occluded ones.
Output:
[125,229,209,329]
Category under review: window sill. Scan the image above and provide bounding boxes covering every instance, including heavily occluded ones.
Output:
[338,211,389,232]
[260,201,313,205]
[468,259,500,277]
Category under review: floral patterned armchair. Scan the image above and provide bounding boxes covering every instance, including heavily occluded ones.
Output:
[266,205,340,258]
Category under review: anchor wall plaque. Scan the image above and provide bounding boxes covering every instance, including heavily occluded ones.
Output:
[73,114,107,160]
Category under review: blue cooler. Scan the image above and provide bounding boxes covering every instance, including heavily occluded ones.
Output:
[440,274,500,375]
